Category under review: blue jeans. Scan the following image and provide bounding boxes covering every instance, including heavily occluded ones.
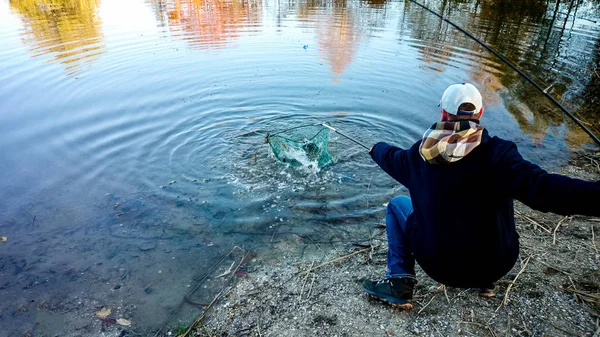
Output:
[386,196,416,280]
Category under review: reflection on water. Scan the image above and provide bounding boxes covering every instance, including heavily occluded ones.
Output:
[401,0,600,146]
[161,0,263,48]
[317,6,360,79]
[296,0,390,79]
[472,0,600,145]
[295,0,364,80]
[9,0,105,76]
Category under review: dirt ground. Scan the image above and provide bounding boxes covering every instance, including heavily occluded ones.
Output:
[163,152,600,337]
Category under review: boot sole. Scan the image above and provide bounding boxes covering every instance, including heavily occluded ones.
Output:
[365,293,413,310]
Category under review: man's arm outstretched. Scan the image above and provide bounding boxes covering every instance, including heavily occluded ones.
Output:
[496,141,600,216]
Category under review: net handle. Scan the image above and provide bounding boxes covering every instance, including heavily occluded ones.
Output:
[321,123,370,150]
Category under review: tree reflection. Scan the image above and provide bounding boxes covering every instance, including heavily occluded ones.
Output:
[149,0,388,78]
[569,35,600,146]
[316,6,361,79]
[297,0,388,80]
[10,0,105,76]
[475,0,600,146]
[410,0,600,147]
[361,0,387,8]
[155,0,262,49]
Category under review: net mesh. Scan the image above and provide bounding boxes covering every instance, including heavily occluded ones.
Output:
[266,124,333,168]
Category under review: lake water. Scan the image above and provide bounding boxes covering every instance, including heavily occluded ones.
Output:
[1,0,599,335]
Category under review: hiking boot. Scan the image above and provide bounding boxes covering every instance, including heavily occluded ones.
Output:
[478,284,496,297]
[362,277,416,310]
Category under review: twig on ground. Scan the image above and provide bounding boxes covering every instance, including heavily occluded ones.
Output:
[533,258,575,276]
[553,216,570,245]
[307,273,317,299]
[488,325,499,337]
[458,321,498,337]
[432,324,444,337]
[367,241,377,262]
[561,287,600,301]
[257,315,262,337]
[435,284,451,304]
[298,247,375,275]
[443,285,450,304]
[417,295,437,315]
[232,326,255,335]
[452,289,470,303]
[514,210,551,233]
[501,256,531,307]
[520,319,533,336]
[519,242,547,254]
[592,226,599,254]
[593,318,600,337]
[587,156,600,172]
[299,261,315,300]
[545,319,583,336]
[568,275,581,303]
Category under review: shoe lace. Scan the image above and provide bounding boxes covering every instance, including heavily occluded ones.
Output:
[376,279,391,286]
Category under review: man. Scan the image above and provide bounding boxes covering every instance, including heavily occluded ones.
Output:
[363,82,600,310]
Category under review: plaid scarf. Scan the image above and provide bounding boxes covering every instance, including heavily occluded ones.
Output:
[419,120,484,164]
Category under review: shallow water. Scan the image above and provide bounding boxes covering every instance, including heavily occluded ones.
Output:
[1,0,599,335]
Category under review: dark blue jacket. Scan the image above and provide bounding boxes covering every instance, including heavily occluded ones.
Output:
[371,128,600,287]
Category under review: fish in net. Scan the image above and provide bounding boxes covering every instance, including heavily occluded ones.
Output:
[265,124,333,168]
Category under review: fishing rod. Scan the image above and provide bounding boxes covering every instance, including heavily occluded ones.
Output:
[407,0,600,147]
[321,123,371,150]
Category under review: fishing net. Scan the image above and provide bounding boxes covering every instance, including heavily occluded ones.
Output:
[266,124,333,168]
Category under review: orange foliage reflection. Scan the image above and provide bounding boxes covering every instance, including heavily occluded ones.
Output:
[317,10,360,79]
[10,0,105,76]
[165,0,262,49]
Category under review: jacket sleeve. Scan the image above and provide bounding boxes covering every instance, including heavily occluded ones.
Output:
[370,142,408,185]
[496,141,600,216]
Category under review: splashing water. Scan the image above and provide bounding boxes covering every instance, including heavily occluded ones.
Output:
[266,124,334,169]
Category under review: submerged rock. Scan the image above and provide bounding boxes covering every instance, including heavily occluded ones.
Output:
[138,242,156,251]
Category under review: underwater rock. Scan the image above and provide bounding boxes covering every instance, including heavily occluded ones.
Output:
[138,242,156,251]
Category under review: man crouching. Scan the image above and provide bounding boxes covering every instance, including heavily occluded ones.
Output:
[363,83,600,309]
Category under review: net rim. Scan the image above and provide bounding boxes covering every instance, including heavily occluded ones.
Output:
[268,122,330,137]
[268,127,329,143]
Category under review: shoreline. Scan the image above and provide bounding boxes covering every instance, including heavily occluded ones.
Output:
[177,151,600,337]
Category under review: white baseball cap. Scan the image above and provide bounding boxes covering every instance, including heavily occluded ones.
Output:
[440,83,483,115]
